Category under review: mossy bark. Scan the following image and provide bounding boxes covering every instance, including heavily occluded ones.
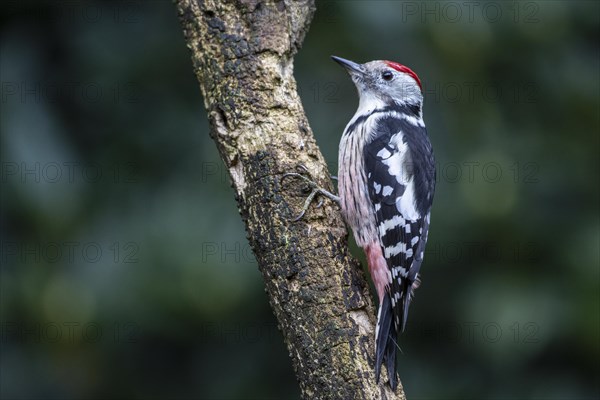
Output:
[175,1,405,398]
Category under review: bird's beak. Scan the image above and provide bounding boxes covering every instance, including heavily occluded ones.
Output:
[331,56,363,75]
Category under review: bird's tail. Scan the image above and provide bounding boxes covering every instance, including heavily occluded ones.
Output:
[374,294,398,390]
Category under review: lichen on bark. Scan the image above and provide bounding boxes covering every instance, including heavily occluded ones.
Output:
[175,1,406,398]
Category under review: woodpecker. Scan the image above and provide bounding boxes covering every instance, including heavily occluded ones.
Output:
[332,56,436,390]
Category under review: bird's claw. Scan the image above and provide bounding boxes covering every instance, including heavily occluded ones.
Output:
[279,165,340,221]
[281,165,317,188]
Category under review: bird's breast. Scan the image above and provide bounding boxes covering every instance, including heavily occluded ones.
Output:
[338,119,378,247]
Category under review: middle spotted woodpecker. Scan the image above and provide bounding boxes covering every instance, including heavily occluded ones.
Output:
[332,56,436,390]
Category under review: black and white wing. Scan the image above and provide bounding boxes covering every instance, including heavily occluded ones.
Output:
[364,114,435,384]
[365,114,435,330]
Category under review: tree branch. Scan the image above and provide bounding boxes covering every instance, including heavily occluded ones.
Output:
[175,1,405,398]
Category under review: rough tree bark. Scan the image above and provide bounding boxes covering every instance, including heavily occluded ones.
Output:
[175,1,405,399]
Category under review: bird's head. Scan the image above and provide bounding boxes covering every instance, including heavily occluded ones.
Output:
[332,56,423,113]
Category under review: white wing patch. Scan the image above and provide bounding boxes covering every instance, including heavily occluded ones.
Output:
[396,180,420,220]
[377,148,392,159]
[380,133,410,186]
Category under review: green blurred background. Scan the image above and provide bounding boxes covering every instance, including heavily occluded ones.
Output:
[1,1,598,399]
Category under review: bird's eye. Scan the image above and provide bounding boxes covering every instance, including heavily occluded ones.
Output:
[382,71,393,81]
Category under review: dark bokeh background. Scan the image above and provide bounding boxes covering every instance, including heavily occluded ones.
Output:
[1,1,598,399]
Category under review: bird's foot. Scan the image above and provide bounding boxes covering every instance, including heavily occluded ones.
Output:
[280,165,340,221]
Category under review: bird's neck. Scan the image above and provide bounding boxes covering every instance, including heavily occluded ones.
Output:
[356,95,422,119]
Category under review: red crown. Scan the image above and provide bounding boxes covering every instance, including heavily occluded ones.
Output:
[384,61,422,91]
